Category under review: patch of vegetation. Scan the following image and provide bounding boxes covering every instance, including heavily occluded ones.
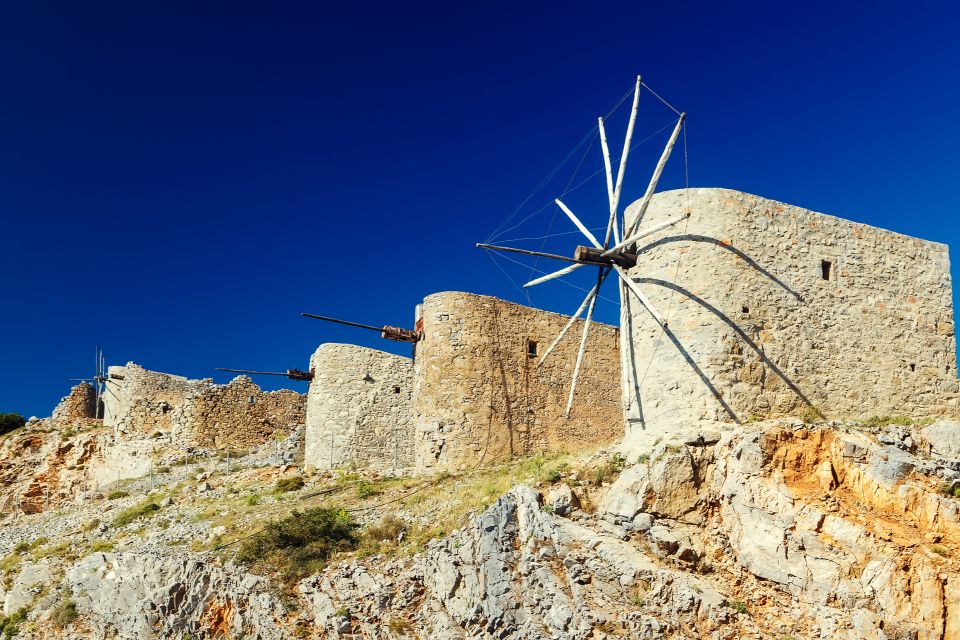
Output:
[591,453,627,486]
[88,541,114,554]
[274,476,305,494]
[106,490,129,500]
[940,483,960,498]
[111,500,161,528]
[49,598,78,627]
[930,544,951,557]
[218,448,249,460]
[729,600,748,614]
[387,617,414,635]
[245,494,261,506]
[799,406,825,424]
[355,480,382,499]
[0,607,28,638]
[0,413,25,437]
[156,466,171,474]
[82,519,100,532]
[334,605,350,618]
[858,415,934,429]
[637,453,650,464]
[31,541,73,561]
[236,507,359,585]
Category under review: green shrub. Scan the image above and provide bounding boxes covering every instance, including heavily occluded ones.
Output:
[355,481,382,499]
[0,414,25,437]
[274,476,305,494]
[245,494,261,506]
[88,541,114,553]
[799,406,825,424]
[106,490,129,500]
[111,501,161,528]
[729,600,748,614]
[364,515,407,543]
[237,507,358,584]
[49,598,78,626]
[156,466,171,474]
[0,607,27,637]
[637,453,650,463]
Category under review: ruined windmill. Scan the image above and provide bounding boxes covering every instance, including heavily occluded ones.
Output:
[68,346,108,419]
[478,76,689,419]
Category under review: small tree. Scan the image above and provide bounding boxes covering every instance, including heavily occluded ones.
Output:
[0,413,25,436]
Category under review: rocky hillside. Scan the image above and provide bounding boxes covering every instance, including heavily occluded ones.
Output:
[2,416,960,639]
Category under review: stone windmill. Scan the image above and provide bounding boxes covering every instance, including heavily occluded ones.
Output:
[68,346,108,419]
[479,76,689,420]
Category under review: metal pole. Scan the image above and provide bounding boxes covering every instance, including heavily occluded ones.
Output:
[476,243,582,265]
[301,313,387,333]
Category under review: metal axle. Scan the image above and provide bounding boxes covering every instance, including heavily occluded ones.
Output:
[301,313,420,343]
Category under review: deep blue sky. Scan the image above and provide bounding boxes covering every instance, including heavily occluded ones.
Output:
[1,1,958,417]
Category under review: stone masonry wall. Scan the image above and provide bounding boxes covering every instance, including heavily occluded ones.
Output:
[51,382,97,426]
[174,376,305,450]
[621,188,959,441]
[413,292,622,473]
[304,344,415,473]
[103,362,304,449]
[102,363,195,438]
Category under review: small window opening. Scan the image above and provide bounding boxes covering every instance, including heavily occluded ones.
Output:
[393,386,401,394]
[742,305,749,314]
[909,363,916,372]
[248,395,256,405]
[526,339,538,357]
[821,260,833,281]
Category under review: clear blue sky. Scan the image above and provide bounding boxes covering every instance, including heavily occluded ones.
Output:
[1,1,958,417]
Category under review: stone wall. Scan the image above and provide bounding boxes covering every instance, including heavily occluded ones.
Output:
[413,292,622,472]
[175,376,305,449]
[304,344,415,473]
[103,363,304,449]
[51,382,97,426]
[621,188,959,441]
[102,363,195,438]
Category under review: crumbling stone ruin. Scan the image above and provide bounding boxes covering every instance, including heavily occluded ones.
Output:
[622,188,959,445]
[50,382,98,427]
[103,362,305,449]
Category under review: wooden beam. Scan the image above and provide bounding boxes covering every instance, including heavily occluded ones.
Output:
[556,199,602,250]
[564,269,608,417]
[536,280,601,367]
[523,262,585,288]
[625,114,686,238]
[602,211,690,257]
[598,117,619,247]
[614,266,667,327]
[611,75,642,240]
[574,245,637,268]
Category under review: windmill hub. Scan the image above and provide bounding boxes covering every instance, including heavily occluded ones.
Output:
[573,246,637,269]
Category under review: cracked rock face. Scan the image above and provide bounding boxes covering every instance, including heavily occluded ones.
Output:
[306,423,960,640]
[65,550,285,640]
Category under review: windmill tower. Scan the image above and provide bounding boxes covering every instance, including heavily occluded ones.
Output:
[478,76,692,427]
[68,346,108,419]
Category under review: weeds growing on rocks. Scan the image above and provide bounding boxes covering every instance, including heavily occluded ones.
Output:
[111,501,161,528]
[236,507,358,585]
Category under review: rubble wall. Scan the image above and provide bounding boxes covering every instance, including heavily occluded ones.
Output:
[413,292,622,473]
[102,363,195,437]
[103,363,304,449]
[51,382,97,426]
[175,376,306,450]
[622,188,959,438]
[304,344,415,472]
